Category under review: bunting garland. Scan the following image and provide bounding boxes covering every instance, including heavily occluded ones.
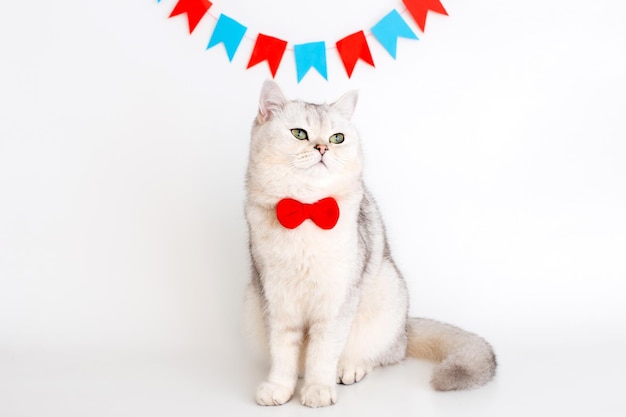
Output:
[247,34,288,77]
[168,0,212,34]
[294,42,328,82]
[206,14,246,61]
[160,0,449,82]
[336,31,375,78]
[371,10,419,59]
[403,0,448,32]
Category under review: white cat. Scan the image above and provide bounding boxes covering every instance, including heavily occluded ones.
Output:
[244,81,496,408]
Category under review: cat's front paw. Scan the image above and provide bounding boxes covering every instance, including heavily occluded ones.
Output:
[300,383,337,408]
[255,381,293,406]
[337,363,373,385]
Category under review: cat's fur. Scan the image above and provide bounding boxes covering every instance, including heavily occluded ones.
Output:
[244,81,496,408]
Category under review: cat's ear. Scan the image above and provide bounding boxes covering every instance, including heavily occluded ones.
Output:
[331,90,359,120]
[258,80,287,123]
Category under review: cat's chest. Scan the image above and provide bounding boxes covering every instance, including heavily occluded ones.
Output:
[264,217,357,265]
[247,200,362,319]
[248,202,360,276]
[260,222,359,319]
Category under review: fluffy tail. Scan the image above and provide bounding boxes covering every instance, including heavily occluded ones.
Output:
[407,318,497,391]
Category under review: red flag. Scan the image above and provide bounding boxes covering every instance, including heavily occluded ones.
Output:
[336,31,375,78]
[402,0,448,32]
[169,0,213,34]
[247,34,288,78]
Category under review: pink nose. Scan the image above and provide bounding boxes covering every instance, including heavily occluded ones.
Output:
[315,144,328,155]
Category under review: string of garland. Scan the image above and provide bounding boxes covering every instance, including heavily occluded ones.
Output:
[157,0,448,82]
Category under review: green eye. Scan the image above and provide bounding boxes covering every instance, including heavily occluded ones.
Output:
[329,133,345,144]
[290,128,308,140]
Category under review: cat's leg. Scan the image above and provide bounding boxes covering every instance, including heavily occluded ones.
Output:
[337,318,382,385]
[337,317,406,385]
[243,283,269,358]
[299,319,350,408]
[337,260,409,385]
[256,321,304,406]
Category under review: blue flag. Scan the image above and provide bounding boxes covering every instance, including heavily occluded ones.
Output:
[294,42,327,82]
[207,14,247,61]
[371,10,418,59]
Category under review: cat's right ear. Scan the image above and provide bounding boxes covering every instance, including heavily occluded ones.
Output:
[258,80,287,123]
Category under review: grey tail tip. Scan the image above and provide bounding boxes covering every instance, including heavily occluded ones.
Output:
[430,354,498,391]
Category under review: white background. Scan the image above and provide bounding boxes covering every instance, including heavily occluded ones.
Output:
[1,0,625,416]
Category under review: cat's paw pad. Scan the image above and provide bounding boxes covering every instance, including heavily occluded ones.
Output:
[255,381,293,406]
[337,363,372,385]
[300,383,337,408]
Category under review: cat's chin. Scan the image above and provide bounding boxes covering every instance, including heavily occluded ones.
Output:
[294,164,338,193]
[306,161,332,176]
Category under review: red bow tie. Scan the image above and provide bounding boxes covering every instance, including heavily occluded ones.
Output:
[276,197,340,230]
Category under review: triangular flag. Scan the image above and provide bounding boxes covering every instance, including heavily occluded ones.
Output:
[294,42,327,82]
[336,31,375,78]
[169,0,212,34]
[371,10,418,59]
[247,34,288,78]
[207,14,247,61]
[402,0,448,32]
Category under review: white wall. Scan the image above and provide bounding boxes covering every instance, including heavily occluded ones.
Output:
[1,0,626,412]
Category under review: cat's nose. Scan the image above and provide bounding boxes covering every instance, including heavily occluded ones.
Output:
[314,144,328,155]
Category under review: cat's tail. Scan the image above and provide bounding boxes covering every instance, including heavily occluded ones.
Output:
[406,317,497,391]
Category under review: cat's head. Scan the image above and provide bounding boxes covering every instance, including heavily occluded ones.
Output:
[247,81,363,203]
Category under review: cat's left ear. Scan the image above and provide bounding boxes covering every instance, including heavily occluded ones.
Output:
[331,90,359,120]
